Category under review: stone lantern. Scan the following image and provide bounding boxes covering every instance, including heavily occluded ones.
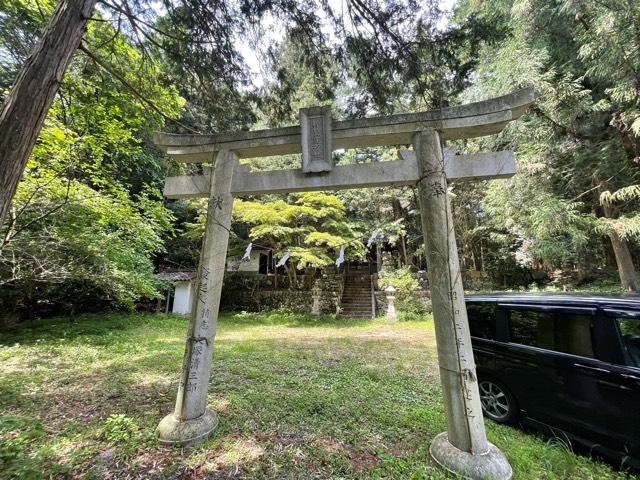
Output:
[311,282,322,316]
[385,285,397,321]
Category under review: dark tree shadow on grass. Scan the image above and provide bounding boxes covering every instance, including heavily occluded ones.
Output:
[1,311,384,348]
[0,313,186,346]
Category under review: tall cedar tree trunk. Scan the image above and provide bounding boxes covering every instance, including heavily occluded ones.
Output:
[0,0,97,229]
[607,229,639,291]
[599,188,640,292]
[391,198,407,266]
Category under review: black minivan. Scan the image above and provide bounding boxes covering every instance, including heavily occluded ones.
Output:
[465,293,640,469]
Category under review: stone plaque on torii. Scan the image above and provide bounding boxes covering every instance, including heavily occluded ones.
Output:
[154,88,534,480]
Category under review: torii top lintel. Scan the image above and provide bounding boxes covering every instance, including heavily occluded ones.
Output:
[154,88,534,163]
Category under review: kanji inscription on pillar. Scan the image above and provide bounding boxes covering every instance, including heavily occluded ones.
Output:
[300,105,332,173]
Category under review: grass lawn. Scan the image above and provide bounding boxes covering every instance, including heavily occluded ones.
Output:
[0,312,636,479]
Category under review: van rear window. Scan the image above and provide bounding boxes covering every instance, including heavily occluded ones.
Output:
[614,317,640,367]
[466,303,496,340]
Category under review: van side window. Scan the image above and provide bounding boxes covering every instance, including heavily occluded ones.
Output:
[509,310,554,350]
[508,309,594,357]
[466,303,496,340]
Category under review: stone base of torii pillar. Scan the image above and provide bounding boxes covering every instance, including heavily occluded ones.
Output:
[430,433,512,480]
[414,129,512,480]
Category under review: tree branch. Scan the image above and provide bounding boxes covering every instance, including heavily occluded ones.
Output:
[78,43,199,133]
[530,104,584,140]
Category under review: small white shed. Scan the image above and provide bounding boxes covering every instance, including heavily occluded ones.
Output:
[158,270,197,315]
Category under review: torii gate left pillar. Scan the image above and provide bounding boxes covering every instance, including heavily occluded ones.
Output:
[157,150,237,445]
[154,88,534,480]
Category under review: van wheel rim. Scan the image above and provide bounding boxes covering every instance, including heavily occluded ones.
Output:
[479,381,510,419]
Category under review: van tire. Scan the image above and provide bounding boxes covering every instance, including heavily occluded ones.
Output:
[478,378,519,425]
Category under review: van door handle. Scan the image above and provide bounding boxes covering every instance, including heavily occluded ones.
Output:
[574,363,610,374]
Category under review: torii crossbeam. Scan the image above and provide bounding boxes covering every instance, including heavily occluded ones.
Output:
[155,88,535,480]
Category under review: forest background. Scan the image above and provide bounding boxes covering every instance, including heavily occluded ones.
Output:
[1,0,639,320]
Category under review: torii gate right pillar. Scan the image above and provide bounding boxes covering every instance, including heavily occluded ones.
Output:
[413,129,512,480]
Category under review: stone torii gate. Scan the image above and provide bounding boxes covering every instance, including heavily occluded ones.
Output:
[155,88,534,480]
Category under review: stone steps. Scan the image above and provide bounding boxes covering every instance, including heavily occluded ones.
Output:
[339,271,373,318]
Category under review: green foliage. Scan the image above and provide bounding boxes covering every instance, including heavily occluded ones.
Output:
[231,192,366,271]
[454,0,640,287]
[0,0,183,315]
[259,37,338,126]
[377,267,430,316]
[601,185,640,205]
[2,176,172,309]
[0,0,52,98]
[0,416,49,479]
[484,175,596,268]
[102,414,139,443]
[337,166,423,269]
[4,0,640,313]
[377,267,419,303]
[599,185,640,241]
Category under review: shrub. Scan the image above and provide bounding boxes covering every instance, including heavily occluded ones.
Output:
[378,267,429,316]
[378,267,418,302]
[101,414,139,443]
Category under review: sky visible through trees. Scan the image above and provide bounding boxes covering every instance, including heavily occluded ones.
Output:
[234,0,458,89]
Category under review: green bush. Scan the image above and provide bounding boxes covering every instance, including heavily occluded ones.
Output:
[378,267,429,316]
[101,414,139,443]
[378,267,418,301]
